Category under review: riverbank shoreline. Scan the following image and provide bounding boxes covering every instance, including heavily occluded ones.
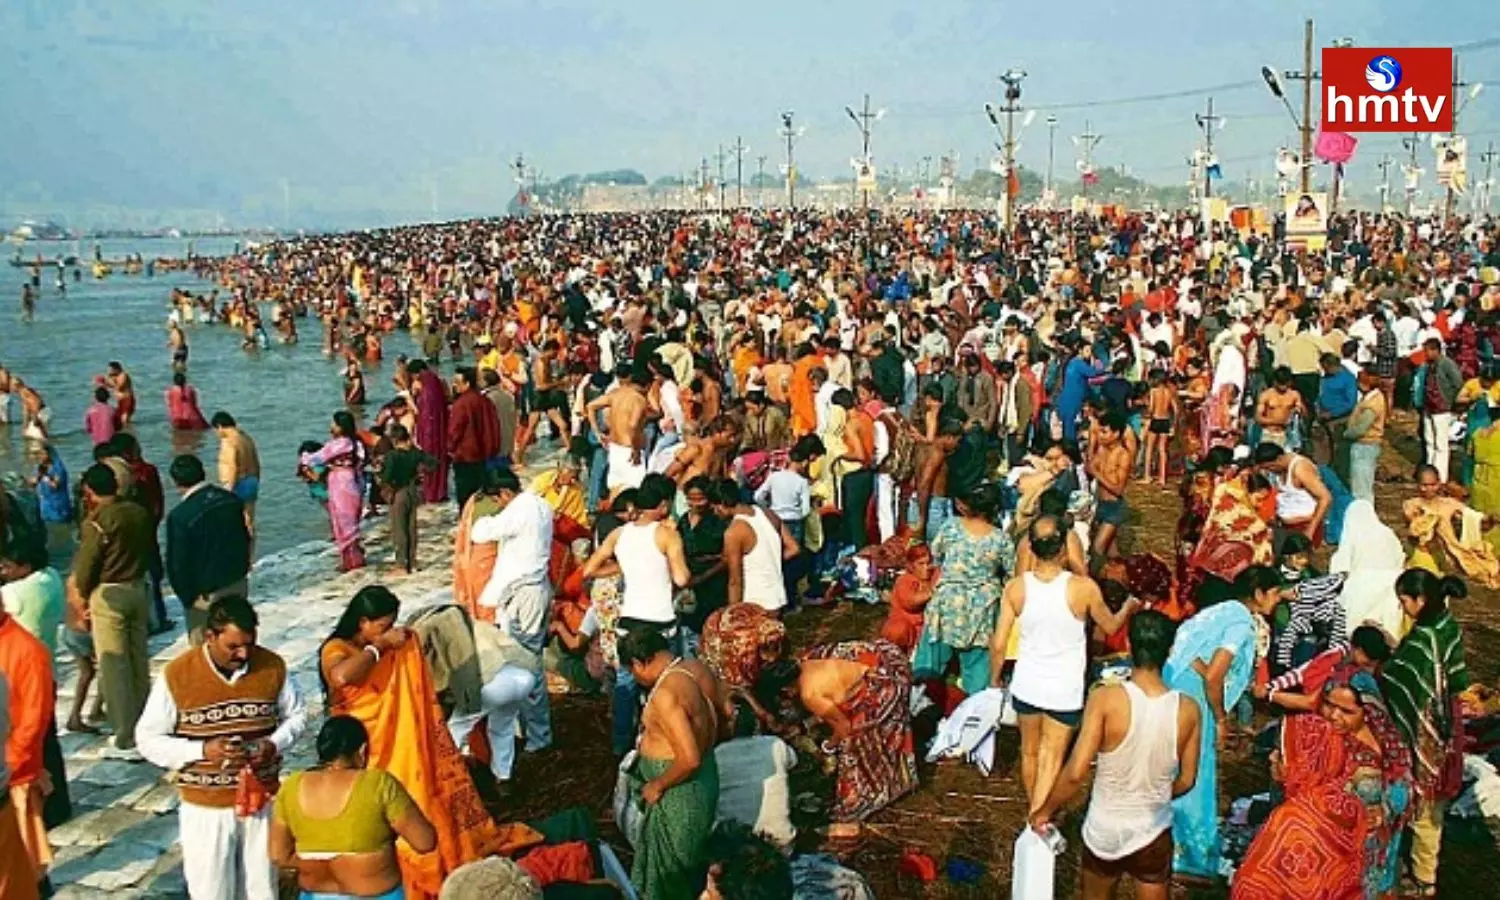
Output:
[45,447,564,898]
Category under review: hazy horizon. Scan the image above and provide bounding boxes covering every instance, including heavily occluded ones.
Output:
[3,0,1496,228]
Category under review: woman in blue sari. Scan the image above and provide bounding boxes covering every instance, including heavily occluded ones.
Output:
[1163,564,1280,879]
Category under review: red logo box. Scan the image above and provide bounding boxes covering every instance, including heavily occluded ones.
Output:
[1321,47,1453,133]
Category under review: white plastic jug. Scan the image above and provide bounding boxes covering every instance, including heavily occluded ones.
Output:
[1011,827,1057,899]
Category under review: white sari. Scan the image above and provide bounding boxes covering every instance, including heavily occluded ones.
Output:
[1329,499,1406,640]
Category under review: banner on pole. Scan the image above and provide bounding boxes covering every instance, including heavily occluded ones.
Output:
[1284,191,1328,251]
[1437,136,1468,193]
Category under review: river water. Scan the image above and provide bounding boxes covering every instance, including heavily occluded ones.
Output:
[0,237,424,557]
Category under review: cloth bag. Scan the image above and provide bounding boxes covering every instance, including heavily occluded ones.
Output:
[611,750,645,849]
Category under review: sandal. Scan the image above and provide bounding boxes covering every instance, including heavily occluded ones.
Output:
[1401,875,1437,897]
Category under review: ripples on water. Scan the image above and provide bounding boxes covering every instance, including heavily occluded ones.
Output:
[0,237,425,556]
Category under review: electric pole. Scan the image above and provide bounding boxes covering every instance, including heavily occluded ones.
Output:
[1377,154,1393,212]
[846,94,881,209]
[1444,54,1471,223]
[1480,142,1498,215]
[1045,115,1058,207]
[1075,120,1103,200]
[699,157,710,212]
[985,69,1027,234]
[1279,18,1318,194]
[1403,132,1421,216]
[1195,96,1223,199]
[715,145,727,213]
[731,137,747,208]
[780,111,800,210]
[756,154,767,209]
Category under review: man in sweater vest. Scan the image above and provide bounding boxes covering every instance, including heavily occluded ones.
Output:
[137,596,305,900]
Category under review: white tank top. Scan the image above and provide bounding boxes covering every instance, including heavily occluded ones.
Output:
[1010,571,1086,712]
[616,521,675,623]
[1082,682,1181,860]
[737,508,787,612]
[1275,454,1318,521]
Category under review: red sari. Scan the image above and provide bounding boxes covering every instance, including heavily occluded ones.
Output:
[1232,694,1412,900]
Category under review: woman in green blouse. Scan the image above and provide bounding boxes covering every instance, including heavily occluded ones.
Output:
[270,716,436,899]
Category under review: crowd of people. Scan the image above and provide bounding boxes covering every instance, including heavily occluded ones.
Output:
[2,203,1500,899]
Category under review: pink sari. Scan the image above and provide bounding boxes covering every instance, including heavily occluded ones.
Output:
[301,436,366,570]
[165,385,210,430]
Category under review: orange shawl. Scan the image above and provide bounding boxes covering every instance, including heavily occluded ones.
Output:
[321,640,540,898]
[452,496,498,623]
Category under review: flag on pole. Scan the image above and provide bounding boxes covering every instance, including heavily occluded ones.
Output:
[1007,168,1021,197]
[1314,130,1359,164]
[1206,163,1223,180]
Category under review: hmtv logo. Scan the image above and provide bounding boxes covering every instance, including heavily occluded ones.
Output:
[1322,47,1453,133]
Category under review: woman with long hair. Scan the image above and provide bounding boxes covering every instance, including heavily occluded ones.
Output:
[319,587,534,899]
[301,411,368,571]
[1164,565,1279,880]
[1382,570,1470,897]
[270,716,437,899]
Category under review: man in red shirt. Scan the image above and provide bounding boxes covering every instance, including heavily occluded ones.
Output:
[115,433,174,637]
[0,595,55,897]
[447,366,503,510]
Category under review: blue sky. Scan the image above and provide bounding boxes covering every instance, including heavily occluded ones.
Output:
[1,0,1496,224]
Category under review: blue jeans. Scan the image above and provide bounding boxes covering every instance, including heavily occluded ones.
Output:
[587,440,608,513]
[1349,441,1379,502]
[782,518,807,608]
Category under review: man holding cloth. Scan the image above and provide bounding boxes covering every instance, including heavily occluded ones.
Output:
[136,597,305,900]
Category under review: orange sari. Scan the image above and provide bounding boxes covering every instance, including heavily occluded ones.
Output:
[320,641,540,898]
[452,496,499,623]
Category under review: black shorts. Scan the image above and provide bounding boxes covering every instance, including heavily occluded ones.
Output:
[1011,695,1082,727]
[1149,418,1172,435]
[535,388,568,413]
[1082,828,1173,885]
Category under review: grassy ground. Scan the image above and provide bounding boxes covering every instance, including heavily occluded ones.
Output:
[497,409,1499,898]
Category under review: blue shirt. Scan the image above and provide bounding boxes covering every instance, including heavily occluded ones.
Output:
[1319,368,1359,419]
[1057,357,1103,413]
[35,450,73,524]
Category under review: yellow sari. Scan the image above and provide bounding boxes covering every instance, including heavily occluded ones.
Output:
[320,640,540,899]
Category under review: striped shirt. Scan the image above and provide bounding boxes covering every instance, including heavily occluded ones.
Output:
[1272,574,1348,672]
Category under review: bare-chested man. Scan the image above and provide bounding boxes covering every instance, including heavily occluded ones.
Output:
[21,284,35,321]
[1087,411,1133,561]
[586,367,651,495]
[1256,365,1305,448]
[106,361,137,427]
[1142,368,1179,486]
[913,418,963,540]
[617,627,721,899]
[516,339,571,465]
[663,416,738,487]
[168,319,189,372]
[15,378,49,440]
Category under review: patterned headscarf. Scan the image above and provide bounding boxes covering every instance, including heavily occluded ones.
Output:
[1331,668,1416,831]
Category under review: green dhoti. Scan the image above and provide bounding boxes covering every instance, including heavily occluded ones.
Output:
[630,753,720,900]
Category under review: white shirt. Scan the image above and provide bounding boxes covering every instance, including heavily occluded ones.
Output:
[136,645,307,774]
[472,492,555,609]
[756,470,811,522]
[815,382,839,434]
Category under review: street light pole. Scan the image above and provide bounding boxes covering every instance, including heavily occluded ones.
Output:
[986,69,1026,235]
[1195,97,1223,200]
[1045,115,1058,207]
[846,94,881,209]
[780,111,800,210]
[1403,132,1421,215]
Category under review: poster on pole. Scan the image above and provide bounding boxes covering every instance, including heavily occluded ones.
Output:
[1200,197,1229,224]
[1437,136,1468,193]
[1284,191,1328,252]
[854,159,877,193]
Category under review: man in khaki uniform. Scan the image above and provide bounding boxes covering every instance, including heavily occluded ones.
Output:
[69,464,155,760]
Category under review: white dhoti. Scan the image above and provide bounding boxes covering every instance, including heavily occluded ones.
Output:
[178,801,276,900]
[606,441,647,491]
